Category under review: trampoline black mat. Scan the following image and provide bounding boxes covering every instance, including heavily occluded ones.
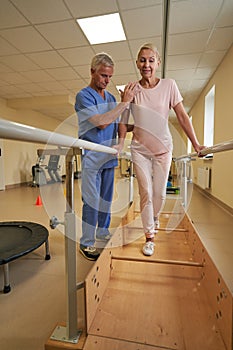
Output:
[0,221,49,265]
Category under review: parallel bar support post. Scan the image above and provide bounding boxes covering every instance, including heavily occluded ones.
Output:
[182,160,187,209]
[48,149,83,345]
[65,152,78,341]
[129,159,134,204]
[179,158,190,210]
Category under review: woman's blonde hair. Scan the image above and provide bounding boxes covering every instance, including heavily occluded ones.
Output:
[137,43,161,63]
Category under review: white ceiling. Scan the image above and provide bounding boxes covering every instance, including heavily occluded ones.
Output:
[0,0,232,122]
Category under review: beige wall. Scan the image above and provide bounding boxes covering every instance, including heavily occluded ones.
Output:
[0,98,76,187]
[190,45,233,208]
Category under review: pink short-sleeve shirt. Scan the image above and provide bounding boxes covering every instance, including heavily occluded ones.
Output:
[130,78,183,155]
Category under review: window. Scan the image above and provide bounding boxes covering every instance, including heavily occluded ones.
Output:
[204,85,215,147]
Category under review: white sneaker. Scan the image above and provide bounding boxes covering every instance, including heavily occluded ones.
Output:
[142,241,155,256]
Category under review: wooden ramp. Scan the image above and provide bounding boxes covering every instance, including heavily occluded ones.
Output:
[84,202,232,350]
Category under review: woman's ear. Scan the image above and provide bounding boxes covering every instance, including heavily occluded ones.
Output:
[157,56,161,67]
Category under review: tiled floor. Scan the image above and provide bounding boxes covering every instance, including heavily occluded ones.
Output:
[0,177,232,350]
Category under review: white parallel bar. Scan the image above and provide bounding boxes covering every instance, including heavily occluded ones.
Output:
[0,119,117,154]
[175,139,233,161]
[174,140,233,209]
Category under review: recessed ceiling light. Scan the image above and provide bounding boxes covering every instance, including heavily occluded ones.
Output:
[77,13,126,45]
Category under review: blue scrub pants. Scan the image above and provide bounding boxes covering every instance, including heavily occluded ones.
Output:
[80,167,115,247]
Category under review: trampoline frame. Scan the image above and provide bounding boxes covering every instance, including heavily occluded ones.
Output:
[0,221,50,293]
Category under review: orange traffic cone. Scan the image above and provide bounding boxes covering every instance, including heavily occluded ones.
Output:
[35,195,42,206]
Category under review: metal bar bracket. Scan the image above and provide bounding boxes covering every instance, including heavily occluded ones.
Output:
[50,325,82,344]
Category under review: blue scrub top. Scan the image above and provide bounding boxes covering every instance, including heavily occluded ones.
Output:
[75,86,118,170]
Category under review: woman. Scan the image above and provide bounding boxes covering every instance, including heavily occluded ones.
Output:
[119,43,205,256]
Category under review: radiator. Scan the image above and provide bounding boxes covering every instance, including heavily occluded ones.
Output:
[197,167,211,189]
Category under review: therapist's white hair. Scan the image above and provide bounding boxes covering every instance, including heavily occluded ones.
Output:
[91,53,114,70]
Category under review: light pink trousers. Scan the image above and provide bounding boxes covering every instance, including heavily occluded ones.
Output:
[131,147,172,239]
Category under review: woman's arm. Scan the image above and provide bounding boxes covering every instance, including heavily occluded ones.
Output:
[114,108,131,154]
[174,101,205,154]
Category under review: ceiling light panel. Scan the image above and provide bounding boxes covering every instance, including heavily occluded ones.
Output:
[77,13,126,44]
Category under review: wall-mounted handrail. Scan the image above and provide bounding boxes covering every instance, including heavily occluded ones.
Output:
[174,139,233,161]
